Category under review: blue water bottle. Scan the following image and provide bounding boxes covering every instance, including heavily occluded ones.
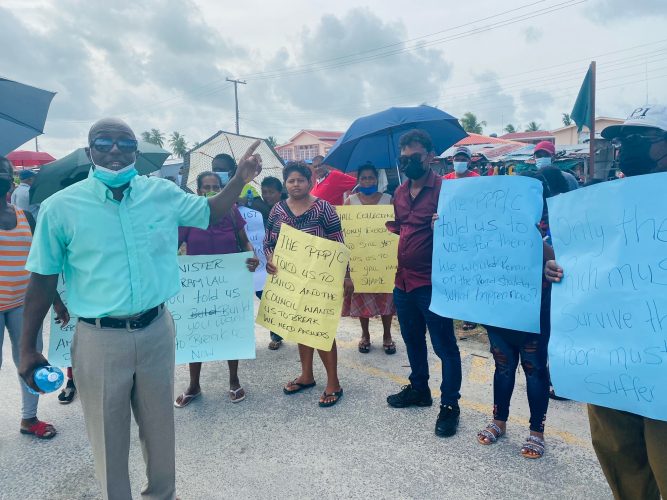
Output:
[246,188,254,208]
[25,366,65,395]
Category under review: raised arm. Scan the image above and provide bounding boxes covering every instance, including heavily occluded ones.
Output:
[208,140,262,224]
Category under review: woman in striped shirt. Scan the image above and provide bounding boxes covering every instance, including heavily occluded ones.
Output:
[264,163,354,407]
[0,156,69,439]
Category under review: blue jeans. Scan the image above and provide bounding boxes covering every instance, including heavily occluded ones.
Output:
[486,325,550,433]
[255,291,282,342]
[393,286,461,406]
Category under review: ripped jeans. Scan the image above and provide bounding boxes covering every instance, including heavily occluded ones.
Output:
[486,326,549,433]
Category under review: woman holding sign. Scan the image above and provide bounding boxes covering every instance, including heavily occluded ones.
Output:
[342,163,396,355]
[265,163,354,408]
[174,171,260,408]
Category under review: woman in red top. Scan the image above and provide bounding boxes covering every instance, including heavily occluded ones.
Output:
[174,171,259,408]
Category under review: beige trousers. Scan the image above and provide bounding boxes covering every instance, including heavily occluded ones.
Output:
[72,308,176,500]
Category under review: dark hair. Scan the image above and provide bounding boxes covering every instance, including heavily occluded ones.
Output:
[357,162,378,179]
[399,129,434,152]
[261,176,283,192]
[0,156,12,174]
[196,170,221,190]
[283,162,312,182]
[540,167,570,196]
[212,153,236,170]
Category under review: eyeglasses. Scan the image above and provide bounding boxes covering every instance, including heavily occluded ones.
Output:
[90,137,139,153]
[612,131,666,149]
[398,153,425,168]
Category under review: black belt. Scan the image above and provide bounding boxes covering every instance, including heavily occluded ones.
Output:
[80,304,164,330]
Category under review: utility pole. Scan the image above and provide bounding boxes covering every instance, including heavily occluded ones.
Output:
[226,77,247,135]
[35,136,39,152]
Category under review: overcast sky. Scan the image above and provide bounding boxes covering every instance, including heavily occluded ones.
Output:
[2,0,667,156]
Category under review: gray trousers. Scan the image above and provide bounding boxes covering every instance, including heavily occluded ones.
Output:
[0,305,43,420]
[72,308,176,500]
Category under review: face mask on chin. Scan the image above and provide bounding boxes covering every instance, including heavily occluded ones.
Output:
[91,157,138,188]
[358,185,378,195]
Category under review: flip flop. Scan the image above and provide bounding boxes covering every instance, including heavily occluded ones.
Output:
[383,341,397,355]
[229,387,246,403]
[319,389,343,408]
[174,391,201,408]
[358,340,371,353]
[283,379,316,395]
[20,420,57,439]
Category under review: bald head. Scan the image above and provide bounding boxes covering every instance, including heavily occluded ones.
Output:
[88,118,135,144]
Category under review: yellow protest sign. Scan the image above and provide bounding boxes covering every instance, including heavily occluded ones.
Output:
[256,224,350,351]
[336,205,398,293]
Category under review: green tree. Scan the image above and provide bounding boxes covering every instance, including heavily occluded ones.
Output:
[504,123,516,134]
[169,131,188,158]
[460,112,486,134]
[562,113,572,126]
[141,131,151,143]
[266,136,278,147]
[525,121,542,132]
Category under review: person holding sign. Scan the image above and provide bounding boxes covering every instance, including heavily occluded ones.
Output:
[342,163,396,354]
[385,130,462,438]
[545,106,667,499]
[0,156,69,440]
[19,118,262,500]
[174,171,260,408]
[264,163,353,407]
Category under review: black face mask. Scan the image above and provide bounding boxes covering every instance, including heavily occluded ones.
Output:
[618,142,657,177]
[399,153,427,180]
[0,178,11,196]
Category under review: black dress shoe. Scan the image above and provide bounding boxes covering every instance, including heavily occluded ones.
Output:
[58,379,76,404]
[387,384,433,408]
[435,404,460,437]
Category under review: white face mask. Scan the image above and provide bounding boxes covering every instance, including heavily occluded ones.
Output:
[535,157,552,169]
[453,161,469,174]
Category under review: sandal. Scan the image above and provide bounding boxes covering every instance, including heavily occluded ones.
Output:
[318,389,343,408]
[521,435,546,459]
[58,380,76,404]
[462,322,477,331]
[268,340,282,350]
[229,387,246,403]
[358,339,371,353]
[20,420,57,439]
[283,378,316,395]
[383,341,397,355]
[174,391,201,408]
[477,422,505,445]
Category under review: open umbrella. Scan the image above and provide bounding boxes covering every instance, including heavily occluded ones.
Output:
[30,142,170,204]
[0,78,55,156]
[7,150,55,167]
[323,105,467,172]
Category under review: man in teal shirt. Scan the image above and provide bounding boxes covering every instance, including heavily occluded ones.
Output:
[19,118,261,500]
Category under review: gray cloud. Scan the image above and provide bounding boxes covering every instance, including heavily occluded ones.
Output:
[519,89,554,126]
[587,0,667,22]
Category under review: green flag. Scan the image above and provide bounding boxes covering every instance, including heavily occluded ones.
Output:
[571,65,593,132]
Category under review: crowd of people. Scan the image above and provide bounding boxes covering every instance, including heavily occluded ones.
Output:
[0,104,664,499]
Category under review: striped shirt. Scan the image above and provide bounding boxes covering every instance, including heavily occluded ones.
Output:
[264,198,344,256]
[0,208,32,310]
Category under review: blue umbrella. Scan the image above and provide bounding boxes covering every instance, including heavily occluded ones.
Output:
[323,105,467,172]
[0,78,55,156]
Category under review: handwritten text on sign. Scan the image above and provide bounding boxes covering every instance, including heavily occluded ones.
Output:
[47,276,78,368]
[336,205,398,293]
[430,176,544,333]
[168,252,256,363]
[548,173,667,421]
[238,206,268,292]
[256,224,350,351]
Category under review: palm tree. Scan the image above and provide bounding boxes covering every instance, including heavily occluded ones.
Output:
[460,112,486,134]
[150,129,165,147]
[266,136,278,148]
[562,113,572,126]
[141,131,151,143]
[169,131,188,158]
[504,124,516,134]
[525,121,542,132]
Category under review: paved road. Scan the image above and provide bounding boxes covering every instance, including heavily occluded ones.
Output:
[0,310,611,499]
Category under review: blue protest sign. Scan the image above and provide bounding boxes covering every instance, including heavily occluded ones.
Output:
[169,252,256,364]
[47,275,77,368]
[548,173,667,420]
[430,176,544,333]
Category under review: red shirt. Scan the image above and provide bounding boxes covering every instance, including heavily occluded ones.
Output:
[443,170,480,180]
[386,169,441,292]
[311,169,357,205]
